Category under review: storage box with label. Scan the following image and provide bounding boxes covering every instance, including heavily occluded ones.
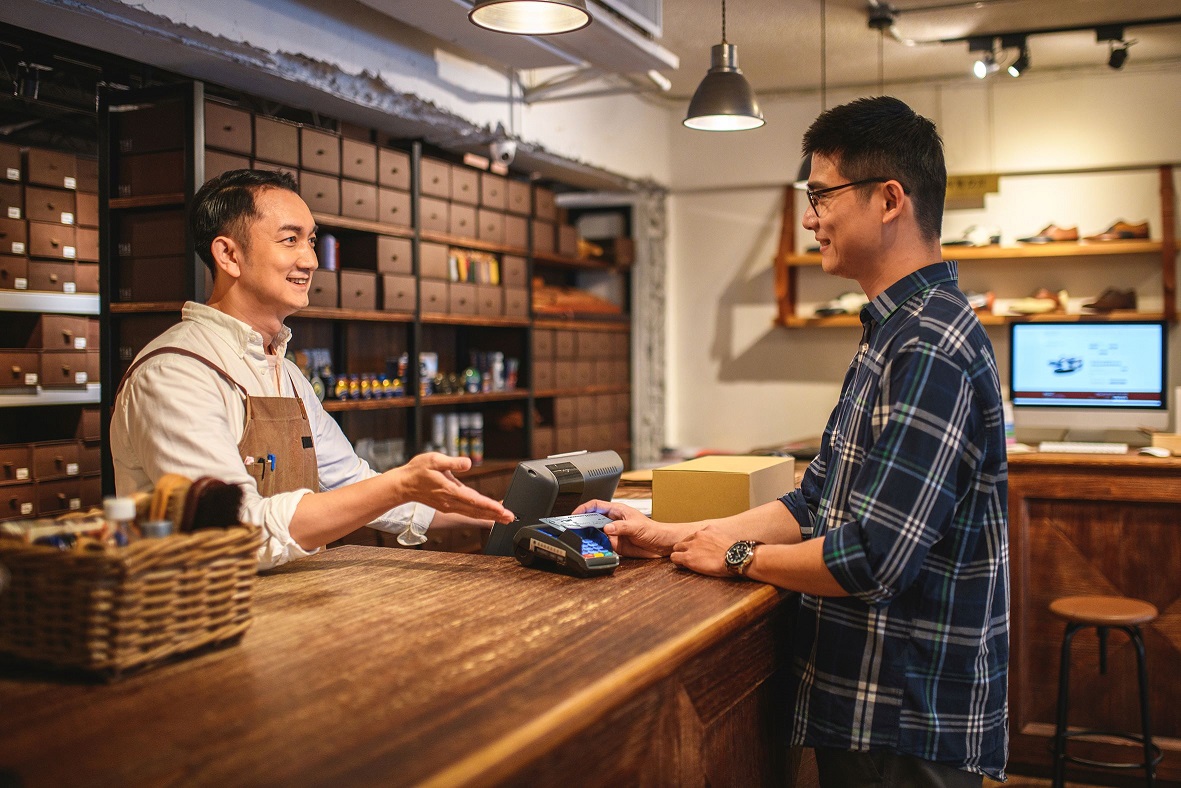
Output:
[652,455,795,523]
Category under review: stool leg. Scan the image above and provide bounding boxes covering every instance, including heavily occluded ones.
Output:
[1053,623,1080,788]
[1127,625,1155,787]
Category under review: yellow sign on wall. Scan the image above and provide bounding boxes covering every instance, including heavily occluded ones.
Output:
[946,173,1000,201]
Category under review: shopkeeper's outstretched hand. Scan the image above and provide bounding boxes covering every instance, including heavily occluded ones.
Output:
[573,499,691,558]
[393,453,514,523]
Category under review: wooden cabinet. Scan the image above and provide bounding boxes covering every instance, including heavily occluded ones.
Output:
[773,165,1177,328]
[1006,453,1181,783]
[98,82,635,543]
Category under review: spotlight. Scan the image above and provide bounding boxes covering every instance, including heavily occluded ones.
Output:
[1108,41,1130,69]
[973,52,998,79]
[14,61,51,99]
[1007,47,1029,77]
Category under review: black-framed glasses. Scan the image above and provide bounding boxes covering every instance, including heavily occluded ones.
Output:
[806,178,901,216]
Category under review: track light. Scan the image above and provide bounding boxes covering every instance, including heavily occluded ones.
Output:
[469,0,591,35]
[1108,40,1131,69]
[1007,46,1029,77]
[683,0,764,131]
[973,52,998,79]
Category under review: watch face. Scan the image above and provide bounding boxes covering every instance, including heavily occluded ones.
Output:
[726,541,753,568]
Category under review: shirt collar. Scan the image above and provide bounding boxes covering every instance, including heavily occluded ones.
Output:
[859,260,959,327]
[181,301,293,359]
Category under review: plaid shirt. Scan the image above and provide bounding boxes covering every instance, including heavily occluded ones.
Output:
[781,261,1009,779]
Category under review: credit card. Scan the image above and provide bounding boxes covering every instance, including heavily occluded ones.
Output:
[538,512,614,530]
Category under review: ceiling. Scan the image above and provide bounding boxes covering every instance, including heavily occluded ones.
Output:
[655,0,1181,100]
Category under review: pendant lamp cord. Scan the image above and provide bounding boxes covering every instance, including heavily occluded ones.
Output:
[878,29,885,93]
[721,0,727,43]
[820,0,826,110]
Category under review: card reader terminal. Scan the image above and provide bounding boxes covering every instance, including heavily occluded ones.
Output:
[513,513,619,577]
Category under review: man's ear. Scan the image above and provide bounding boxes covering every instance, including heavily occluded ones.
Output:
[880,180,907,224]
[210,234,243,280]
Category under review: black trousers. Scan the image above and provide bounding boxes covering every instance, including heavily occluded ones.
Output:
[814,748,984,788]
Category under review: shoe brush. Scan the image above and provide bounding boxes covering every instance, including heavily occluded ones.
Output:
[179,476,243,532]
[149,473,192,528]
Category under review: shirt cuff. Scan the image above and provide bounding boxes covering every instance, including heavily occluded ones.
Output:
[780,490,815,539]
[253,488,321,571]
[367,501,437,536]
[822,524,893,605]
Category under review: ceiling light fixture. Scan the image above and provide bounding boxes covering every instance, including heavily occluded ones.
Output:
[967,36,999,79]
[1004,34,1029,77]
[1108,41,1130,69]
[683,0,764,132]
[469,0,591,36]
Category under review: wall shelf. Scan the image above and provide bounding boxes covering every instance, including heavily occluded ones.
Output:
[783,239,1165,267]
[535,384,631,397]
[322,397,415,412]
[312,213,413,239]
[420,314,529,328]
[533,318,630,332]
[0,292,100,315]
[532,250,620,270]
[419,230,527,257]
[295,306,415,323]
[419,391,528,406]
[110,302,185,314]
[109,194,185,210]
[0,383,101,408]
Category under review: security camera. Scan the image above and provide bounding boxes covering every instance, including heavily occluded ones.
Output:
[490,139,517,166]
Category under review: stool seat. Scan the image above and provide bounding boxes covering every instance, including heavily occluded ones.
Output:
[1049,595,1158,627]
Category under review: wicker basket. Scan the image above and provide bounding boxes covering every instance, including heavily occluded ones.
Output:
[0,525,260,679]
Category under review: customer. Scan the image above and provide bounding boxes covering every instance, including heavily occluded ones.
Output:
[579,96,1008,786]
[111,169,513,569]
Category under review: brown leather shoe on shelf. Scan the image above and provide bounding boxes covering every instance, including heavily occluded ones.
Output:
[1017,224,1079,244]
[1083,287,1137,312]
[1084,220,1149,241]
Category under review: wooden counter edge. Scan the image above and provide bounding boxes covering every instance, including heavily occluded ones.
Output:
[422,580,786,788]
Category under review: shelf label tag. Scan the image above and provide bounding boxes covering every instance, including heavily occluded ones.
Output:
[11,242,24,254]
[64,246,76,259]
[74,337,87,349]
[5,168,18,180]
[14,278,27,290]
[64,176,76,190]
[24,373,37,385]
[67,462,79,476]
[74,372,87,385]
[63,282,76,294]
[62,212,74,225]
[6,207,18,219]
[945,173,999,209]
[69,497,81,511]
[15,468,28,481]
[20,502,31,515]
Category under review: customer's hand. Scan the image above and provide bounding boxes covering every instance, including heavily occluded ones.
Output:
[573,499,680,558]
[670,526,733,577]
[392,453,514,523]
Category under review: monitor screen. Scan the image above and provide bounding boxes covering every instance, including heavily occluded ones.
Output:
[1009,320,1169,434]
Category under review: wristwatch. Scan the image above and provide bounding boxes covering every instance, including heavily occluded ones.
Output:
[724,540,762,576]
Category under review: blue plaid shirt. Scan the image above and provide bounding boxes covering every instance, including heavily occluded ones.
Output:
[781,261,1009,779]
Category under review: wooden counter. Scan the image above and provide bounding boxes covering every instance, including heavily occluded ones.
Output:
[1007,452,1181,782]
[0,546,796,787]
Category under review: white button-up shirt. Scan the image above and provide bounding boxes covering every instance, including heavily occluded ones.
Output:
[111,302,433,569]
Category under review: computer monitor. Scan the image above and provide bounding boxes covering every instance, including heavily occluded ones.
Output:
[1008,320,1169,438]
[484,450,623,556]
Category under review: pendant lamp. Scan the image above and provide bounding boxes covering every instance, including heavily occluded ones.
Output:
[469,0,592,35]
[683,0,764,131]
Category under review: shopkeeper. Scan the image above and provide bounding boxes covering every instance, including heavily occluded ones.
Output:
[110,169,513,568]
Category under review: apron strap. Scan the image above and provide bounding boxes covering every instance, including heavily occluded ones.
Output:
[116,346,251,400]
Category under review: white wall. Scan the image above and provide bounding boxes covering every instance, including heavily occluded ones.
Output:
[666,69,1181,450]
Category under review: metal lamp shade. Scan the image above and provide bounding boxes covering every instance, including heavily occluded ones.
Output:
[683,44,765,131]
[469,0,592,35]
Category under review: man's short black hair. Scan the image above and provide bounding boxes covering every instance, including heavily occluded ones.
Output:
[191,168,298,275]
[802,96,946,241]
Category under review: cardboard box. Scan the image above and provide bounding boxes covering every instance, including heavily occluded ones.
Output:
[1150,433,1181,454]
[652,455,795,523]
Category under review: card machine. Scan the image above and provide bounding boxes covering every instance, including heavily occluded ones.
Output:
[513,512,619,577]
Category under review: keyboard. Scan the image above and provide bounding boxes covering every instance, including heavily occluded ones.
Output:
[1037,441,1129,455]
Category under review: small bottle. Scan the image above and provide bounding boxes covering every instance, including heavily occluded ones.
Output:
[318,233,338,271]
[432,414,446,454]
[445,413,460,457]
[140,519,175,539]
[470,412,484,466]
[491,352,505,392]
[457,412,471,458]
[103,496,137,547]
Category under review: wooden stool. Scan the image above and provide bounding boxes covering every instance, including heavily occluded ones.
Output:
[1049,595,1162,787]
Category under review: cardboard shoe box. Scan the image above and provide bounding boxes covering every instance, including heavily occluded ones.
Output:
[652,456,795,523]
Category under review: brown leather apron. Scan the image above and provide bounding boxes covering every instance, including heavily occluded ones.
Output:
[118,347,319,495]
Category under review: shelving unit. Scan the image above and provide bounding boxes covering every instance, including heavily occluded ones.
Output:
[96,80,635,535]
[774,164,1178,328]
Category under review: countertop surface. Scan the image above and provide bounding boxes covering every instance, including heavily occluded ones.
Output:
[0,546,788,787]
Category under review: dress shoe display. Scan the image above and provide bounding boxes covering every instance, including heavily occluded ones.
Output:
[1084,220,1149,241]
[1008,288,1068,315]
[1017,224,1079,244]
[1083,287,1137,312]
[814,291,869,317]
[942,225,1002,247]
[965,290,995,312]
